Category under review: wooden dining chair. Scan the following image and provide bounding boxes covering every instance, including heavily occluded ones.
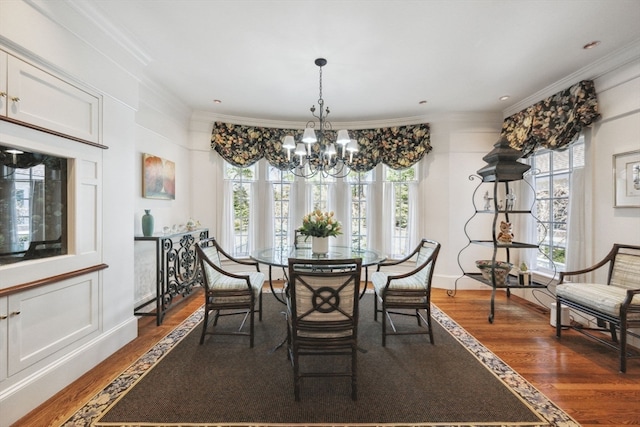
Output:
[371,238,441,346]
[286,257,362,401]
[196,237,264,347]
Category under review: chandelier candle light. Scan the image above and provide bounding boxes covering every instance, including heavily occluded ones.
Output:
[299,209,342,255]
[282,58,358,178]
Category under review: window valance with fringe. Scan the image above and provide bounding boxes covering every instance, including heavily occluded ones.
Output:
[211,122,431,172]
[501,80,600,157]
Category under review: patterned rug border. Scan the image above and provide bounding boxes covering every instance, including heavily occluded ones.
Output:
[62,293,580,427]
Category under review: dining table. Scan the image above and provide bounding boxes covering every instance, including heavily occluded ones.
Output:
[250,245,387,304]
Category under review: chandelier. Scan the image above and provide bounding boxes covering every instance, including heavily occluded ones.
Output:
[282,58,358,178]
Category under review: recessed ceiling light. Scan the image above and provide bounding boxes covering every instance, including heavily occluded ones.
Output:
[418,100,427,105]
[583,40,600,50]
[499,95,510,101]
[213,99,222,104]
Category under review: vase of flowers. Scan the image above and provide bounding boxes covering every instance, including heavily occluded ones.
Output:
[299,209,342,255]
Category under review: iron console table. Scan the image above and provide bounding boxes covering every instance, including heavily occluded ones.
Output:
[134,228,208,325]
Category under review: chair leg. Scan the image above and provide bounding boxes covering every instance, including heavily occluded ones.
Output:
[609,321,618,343]
[426,308,434,344]
[200,308,209,345]
[258,291,263,321]
[381,303,387,347]
[374,292,379,321]
[249,305,255,348]
[620,317,627,373]
[415,309,422,326]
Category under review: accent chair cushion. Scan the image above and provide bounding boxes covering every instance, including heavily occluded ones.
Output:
[556,282,640,320]
[371,272,427,303]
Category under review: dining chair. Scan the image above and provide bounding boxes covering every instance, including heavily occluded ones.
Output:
[371,238,441,346]
[294,228,311,249]
[286,257,362,401]
[196,237,264,347]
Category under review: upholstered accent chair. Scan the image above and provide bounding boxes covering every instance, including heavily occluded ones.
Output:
[371,238,441,346]
[196,237,264,347]
[556,243,640,372]
[286,257,362,401]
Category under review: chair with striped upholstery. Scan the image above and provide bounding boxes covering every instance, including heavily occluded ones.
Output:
[286,257,362,401]
[556,243,640,372]
[196,237,264,347]
[371,238,441,346]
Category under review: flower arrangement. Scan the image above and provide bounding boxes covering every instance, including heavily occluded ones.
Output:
[299,209,342,238]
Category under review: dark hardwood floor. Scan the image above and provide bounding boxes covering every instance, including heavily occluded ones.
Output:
[14,286,640,427]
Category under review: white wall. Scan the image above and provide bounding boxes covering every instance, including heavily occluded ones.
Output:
[0,1,194,424]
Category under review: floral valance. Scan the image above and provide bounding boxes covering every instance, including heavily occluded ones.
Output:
[501,80,600,157]
[211,122,431,172]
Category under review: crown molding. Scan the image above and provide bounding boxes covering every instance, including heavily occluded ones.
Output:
[189,111,504,133]
[503,39,640,118]
[190,111,436,130]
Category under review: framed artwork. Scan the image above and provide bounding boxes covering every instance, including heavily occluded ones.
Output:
[613,150,640,208]
[142,153,175,200]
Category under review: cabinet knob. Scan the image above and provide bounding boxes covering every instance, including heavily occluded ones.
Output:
[0,315,7,320]
[10,96,20,103]
[0,91,6,97]
[10,311,21,316]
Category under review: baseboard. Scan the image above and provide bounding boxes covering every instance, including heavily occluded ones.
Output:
[0,316,138,427]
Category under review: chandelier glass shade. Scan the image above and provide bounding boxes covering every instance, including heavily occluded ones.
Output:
[282,58,358,178]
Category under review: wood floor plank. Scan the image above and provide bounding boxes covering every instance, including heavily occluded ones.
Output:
[12,286,640,427]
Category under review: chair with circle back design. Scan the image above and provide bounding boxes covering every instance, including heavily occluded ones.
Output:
[286,257,362,401]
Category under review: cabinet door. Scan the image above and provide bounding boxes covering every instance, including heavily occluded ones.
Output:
[6,55,100,143]
[0,51,6,117]
[0,296,6,382]
[7,275,99,376]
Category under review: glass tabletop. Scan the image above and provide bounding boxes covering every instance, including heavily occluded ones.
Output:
[251,245,386,268]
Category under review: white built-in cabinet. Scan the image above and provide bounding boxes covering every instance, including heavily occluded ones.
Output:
[0,44,105,425]
[0,49,100,144]
[0,296,6,383]
[3,275,100,379]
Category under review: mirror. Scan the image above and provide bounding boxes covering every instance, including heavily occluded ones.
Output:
[0,144,68,265]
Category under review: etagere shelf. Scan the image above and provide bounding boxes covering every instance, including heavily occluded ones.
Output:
[452,138,553,322]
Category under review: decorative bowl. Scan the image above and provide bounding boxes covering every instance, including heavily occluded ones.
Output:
[475,260,513,286]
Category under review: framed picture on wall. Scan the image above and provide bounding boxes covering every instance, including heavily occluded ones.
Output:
[142,153,176,200]
[613,150,640,208]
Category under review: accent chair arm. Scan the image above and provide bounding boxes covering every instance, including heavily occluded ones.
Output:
[622,288,640,311]
[558,245,619,284]
[200,237,261,272]
[375,239,425,271]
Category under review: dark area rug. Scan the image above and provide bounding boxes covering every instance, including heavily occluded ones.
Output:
[73,294,577,427]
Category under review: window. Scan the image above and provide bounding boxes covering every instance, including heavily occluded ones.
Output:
[529,138,584,272]
[346,170,374,250]
[268,166,294,248]
[307,173,334,213]
[224,160,419,258]
[384,165,417,258]
[224,163,256,256]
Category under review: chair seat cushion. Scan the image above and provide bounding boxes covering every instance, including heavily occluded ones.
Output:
[557,282,640,320]
[210,271,264,302]
[371,272,427,303]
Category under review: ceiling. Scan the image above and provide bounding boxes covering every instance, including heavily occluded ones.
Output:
[77,0,640,125]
